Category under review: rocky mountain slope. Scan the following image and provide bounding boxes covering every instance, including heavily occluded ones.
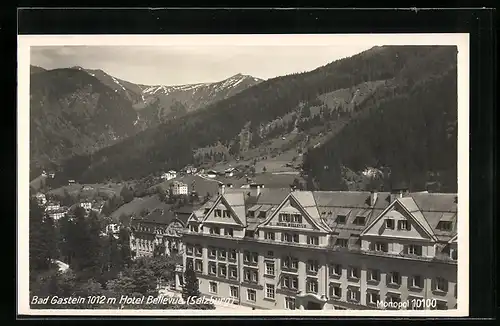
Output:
[57,45,458,193]
[72,67,263,127]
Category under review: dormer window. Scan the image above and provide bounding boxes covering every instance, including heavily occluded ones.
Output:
[258,211,267,218]
[248,211,255,218]
[336,215,346,224]
[437,221,453,231]
[279,213,291,222]
[385,219,395,229]
[223,210,230,218]
[353,216,366,225]
[204,208,210,214]
[398,220,411,230]
[214,209,222,217]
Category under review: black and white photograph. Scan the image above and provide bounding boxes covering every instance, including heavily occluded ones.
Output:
[18,34,469,316]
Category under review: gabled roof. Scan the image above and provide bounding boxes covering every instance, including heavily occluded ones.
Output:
[258,191,330,232]
[360,197,438,242]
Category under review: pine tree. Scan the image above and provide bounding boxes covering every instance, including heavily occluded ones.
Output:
[29,199,56,272]
[182,266,200,301]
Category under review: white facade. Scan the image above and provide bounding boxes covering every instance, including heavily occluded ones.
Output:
[45,203,61,212]
[171,182,189,195]
[80,202,92,211]
[35,193,47,205]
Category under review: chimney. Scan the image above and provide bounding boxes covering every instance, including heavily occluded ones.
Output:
[370,191,378,207]
[219,183,225,195]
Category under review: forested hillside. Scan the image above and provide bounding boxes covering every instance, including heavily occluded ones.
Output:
[30,68,139,178]
[57,46,458,191]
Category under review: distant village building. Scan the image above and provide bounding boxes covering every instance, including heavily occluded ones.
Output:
[35,193,47,206]
[80,202,92,212]
[48,207,68,220]
[41,170,47,176]
[185,165,197,174]
[82,185,94,191]
[130,205,196,258]
[105,224,121,238]
[170,181,188,196]
[48,173,55,179]
[161,170,177,181]
[45,202,61,213]
[68,179,76,185]
[206,170,218,178]
[224,167,236,177]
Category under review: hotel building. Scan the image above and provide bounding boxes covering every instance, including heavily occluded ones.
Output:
[182,185,458,310]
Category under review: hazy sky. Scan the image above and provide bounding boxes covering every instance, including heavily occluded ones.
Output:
[30,45,373,86]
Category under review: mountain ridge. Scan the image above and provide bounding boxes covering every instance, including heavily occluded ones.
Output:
[54,45,458,194]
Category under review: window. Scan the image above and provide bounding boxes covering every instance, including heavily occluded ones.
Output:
[375,242,388,252]
[407,244,422,256]
[209,262,216,275]
[349,266,360,279]
[186,258,194,270]
[330,263,341,277]
[218,249,227,260]
[283,276,298,290]
[388,272,401,285]
[435,301,448,310]
[398,220,411,230]
[368,269,380,282]
[367,292,380,305]
[195,245,202,256]
[248,211,255,218]
[450,247,458,260]
[307,279,318,293]
[291,214,302,223]
[209,247,217,258]
[223,210,230,218]
[224,228,234,236]
[282,257,298,270]
[265,262,275,276]
[386,293,401,304]
[353,216,366,225]
[385,219,395,229]
[285,297,296,310]
[251,270,258,282]
[245,231,255,238]
[330,283,341,298]
[247,289,256,302]
[210,227,220,235]
[186,244,194,255]
[244,251,251,262]
[265,284,275,299]
[437,221,453,231]
[266,251,274,257]
[307,260,319,273]
[279,213,290,222]
[230,286,239,299]
[229,265,238,279]
[435,277,448,292]
[219,264,227,277]
[335,238,348,248]
[190,225,197,232]
[264,231,275,240]
[209,281,218,294]
[307,236,319,245]
[336,215,346,224]
[259,211,267,218]
[348,288,360,302]
[195,260,203,272]
[252,252,259,263]
[214,209,222,217]
[409,275,423,289]
[229,249,237,261]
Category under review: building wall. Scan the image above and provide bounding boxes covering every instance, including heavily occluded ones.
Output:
[183,234,457,310]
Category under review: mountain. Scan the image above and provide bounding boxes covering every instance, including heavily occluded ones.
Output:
[58,45,458,193]
[73,67,263,127]
[30,68,140,178]
[30,65,46,74]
